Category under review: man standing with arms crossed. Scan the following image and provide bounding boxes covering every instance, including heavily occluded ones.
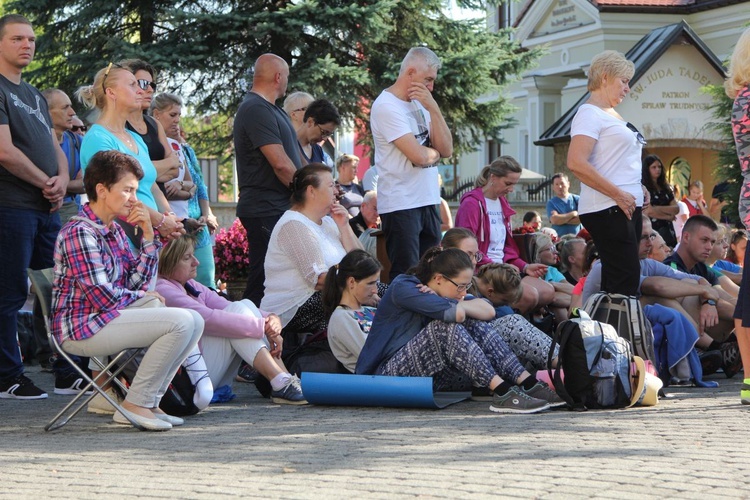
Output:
[0,14,69,399]
[371,47,453,281]
[234,53,302,306]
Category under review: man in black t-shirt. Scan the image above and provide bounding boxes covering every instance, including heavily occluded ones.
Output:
[0,15,69,400]
[663,215,736,344]
[234,53,302,306]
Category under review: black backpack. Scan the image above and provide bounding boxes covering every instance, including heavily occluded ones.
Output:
[548,311,635,410]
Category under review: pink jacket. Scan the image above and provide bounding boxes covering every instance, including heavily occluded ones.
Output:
[156,277,267,339]
[454,187,526,270]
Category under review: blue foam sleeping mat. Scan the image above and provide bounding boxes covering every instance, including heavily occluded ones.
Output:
[300,372,470,409]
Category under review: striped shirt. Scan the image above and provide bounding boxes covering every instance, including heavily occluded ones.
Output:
[51,204,161,343]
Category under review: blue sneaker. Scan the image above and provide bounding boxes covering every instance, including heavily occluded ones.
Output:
[271,376,307,405]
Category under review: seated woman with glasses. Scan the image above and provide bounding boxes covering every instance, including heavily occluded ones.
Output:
[531,232,573,323]
[441,228,560,373]
[454,156,555,315]
[294,99,340,166]
[356,247,564,414]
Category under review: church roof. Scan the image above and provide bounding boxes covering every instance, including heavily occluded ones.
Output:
[535,20,726,146]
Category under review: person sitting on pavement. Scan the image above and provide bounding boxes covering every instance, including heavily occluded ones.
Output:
[531,232,572,323]
[260,164,367,351]
[356,247,564,414]
[322,249,383,373]
[52,150,204,431]
[522,211,542,232]
[708,224,742,286]
[454,155,555,315]
[648,232,672,262]
[335,154,365,216]
[156,236,306,405]
[441,228,561,372]
[725,228,747,269]
[559,237,587,285]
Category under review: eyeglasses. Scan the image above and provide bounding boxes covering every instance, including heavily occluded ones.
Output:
[316,124,335,138]
[137,79,157,91]
[468,251,484,263]
[72,125,87,132]
[640,233,657,241]
[102,62,123,94]
[443,275,473,293]
[626,122,647,145]
[292,107,307,113]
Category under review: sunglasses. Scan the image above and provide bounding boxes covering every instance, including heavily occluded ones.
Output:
[626,122,647,145]
[137,79,157,91]
[102,62,123,93]
[72,125,87,132]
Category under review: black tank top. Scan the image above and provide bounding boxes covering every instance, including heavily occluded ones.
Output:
[126,114,165,161]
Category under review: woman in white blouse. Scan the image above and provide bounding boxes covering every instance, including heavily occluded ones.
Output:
[261,163,364,345]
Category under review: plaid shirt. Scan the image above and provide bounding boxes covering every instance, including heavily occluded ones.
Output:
[51,204,162,343]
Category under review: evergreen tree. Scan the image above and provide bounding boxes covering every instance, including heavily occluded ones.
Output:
[9,0,540,166]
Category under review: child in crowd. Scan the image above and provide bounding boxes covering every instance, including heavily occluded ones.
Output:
[322,250,383,373]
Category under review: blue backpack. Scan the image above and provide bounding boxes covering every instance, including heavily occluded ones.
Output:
[548,310,635,410]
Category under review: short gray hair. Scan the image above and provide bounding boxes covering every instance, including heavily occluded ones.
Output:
[399,47,441,76]
[283,91,314,115]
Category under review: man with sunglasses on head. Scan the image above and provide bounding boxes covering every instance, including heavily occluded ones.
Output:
[0,14,69,399]
[234,53,302,306]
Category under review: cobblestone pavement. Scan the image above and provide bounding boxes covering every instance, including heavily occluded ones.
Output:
[1,365,748,499]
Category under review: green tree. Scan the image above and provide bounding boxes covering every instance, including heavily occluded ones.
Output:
[9,0,541,189]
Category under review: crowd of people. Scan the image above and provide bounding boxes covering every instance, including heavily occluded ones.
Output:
[3,11,750,430]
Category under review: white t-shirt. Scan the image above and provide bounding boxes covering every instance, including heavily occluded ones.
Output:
[673,200,690,242]
[570,104,644,214]
[370,90,439,214]
[485,197,505,262]
[165,138,189,219]
[261,211,346,326]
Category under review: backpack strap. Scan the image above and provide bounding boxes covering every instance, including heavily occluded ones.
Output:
[548,321,580,410]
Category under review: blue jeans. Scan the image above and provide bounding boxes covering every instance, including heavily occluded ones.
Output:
[0,207,60,381]
[381,205,441,281]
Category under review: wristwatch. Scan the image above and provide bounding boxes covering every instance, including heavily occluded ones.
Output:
[702,299,717,306]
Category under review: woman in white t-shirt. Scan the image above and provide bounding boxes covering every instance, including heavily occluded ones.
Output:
[567,50,643,296]
[261,164,364,346]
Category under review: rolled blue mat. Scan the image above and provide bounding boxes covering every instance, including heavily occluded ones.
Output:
[300,372,469,409]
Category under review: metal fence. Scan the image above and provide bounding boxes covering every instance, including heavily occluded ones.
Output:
[443,174,555,203]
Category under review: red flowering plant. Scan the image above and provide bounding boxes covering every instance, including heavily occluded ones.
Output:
[213,218,250,283]
[512,225,536,235]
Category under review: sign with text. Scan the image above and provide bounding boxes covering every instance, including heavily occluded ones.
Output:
[531,0,596,38]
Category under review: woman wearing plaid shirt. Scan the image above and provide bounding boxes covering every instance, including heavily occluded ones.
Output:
[51,151,204,431]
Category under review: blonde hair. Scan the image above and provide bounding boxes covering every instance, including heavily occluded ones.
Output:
[725,27,750,99]
[336,154,360,170]
[475,263,523,304]
[76,64,132,110]
[158,235,197,279]
[532,233,553,264]
[475,155,522,188]
[588,50,635,92]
